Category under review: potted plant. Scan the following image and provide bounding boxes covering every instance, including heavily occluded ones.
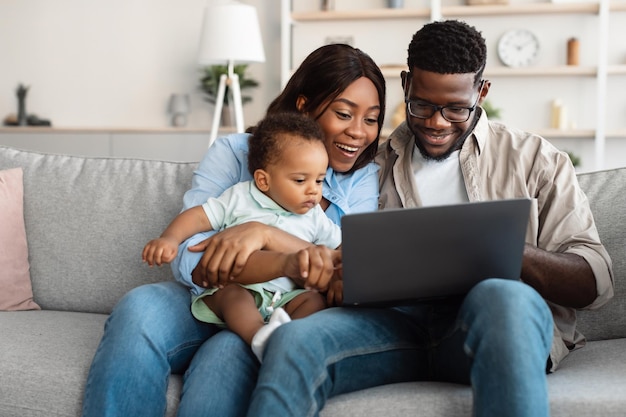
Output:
[481,99,501,119]
[200,64,259,125]
[566,151,581,168]
[200,64,259,105]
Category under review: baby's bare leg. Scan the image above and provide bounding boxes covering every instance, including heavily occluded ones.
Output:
[203,285,264,345]
[283,291,327,319]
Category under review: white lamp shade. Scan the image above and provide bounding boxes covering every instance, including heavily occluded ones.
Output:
[197,1,266,65]
[168,94,190,114]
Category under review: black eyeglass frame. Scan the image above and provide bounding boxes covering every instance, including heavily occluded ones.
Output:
[404,80,485,123]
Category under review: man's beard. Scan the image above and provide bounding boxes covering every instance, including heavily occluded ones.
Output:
[414,131,468,161]
[413,109,481,161]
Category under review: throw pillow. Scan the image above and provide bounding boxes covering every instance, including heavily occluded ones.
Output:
[0,167,40,310]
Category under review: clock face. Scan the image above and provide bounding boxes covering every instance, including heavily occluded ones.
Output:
[497,29,540,67]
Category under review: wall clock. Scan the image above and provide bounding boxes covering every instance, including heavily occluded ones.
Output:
[497,29,540,68]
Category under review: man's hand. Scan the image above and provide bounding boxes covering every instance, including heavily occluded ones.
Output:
[325,275,343,307]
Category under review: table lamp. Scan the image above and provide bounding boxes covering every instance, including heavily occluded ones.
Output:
[198,0,265,147]
[168,93,191,127]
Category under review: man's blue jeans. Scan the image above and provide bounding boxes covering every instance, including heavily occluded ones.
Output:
[248,278,553,417]
[82,279,552,417]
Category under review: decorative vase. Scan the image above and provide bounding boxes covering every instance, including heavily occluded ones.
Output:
[221,105,234,127]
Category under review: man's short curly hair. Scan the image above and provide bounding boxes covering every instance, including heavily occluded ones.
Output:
[407,20,487,85]
[248,112,324,176]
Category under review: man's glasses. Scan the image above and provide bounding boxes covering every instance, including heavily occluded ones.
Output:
[405,80,485,123]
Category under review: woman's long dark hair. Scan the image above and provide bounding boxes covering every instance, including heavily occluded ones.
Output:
[259,44,386,174]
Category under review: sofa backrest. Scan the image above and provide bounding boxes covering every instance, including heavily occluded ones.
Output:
[1,145,624,341]
[576,167,626,341]
[0,145,196,314]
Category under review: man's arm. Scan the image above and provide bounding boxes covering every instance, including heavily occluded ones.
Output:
[521,244,596,308]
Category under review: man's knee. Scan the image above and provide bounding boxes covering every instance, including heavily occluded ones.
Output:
[462,279,551,331]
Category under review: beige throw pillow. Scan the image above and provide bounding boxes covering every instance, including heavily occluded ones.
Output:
[0,167,40,310]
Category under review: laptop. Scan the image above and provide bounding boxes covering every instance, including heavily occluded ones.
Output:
[340,198,531,306]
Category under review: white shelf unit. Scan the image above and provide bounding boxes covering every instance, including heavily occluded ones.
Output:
[281,0,626,171]
[0,127,235,162]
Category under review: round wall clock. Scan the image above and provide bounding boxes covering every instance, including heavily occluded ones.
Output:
[497,29,540,68]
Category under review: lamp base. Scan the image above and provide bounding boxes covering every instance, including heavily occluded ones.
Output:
[171,114,188,127]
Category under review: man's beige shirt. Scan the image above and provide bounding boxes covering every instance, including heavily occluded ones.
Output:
[376,111,614,370]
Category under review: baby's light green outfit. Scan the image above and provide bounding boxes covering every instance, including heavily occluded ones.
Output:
[191,181,342,325]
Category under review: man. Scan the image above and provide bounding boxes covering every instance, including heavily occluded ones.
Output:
[374,19,614,415]
[248,20,613,417]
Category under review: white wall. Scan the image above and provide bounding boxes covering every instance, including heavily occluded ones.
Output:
[0,0,281,129]
[1,0,625,170]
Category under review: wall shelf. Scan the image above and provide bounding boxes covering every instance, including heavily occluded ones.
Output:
[0,127,236,161]
[535,128,597,138]
[380,65,603,78]
[607,64,626,75]
[381,127,597,140]
[283,0,626,170]
[0,127,221,134]
[291,2,606,21]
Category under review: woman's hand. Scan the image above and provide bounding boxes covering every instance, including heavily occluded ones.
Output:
[190,222,269,288]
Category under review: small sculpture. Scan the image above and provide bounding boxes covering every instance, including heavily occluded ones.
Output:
[16,84,29,126]
[2,84,52,127]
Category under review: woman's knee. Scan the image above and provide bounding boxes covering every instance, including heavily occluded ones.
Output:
[106,282,204,345]
[113,282,188,317]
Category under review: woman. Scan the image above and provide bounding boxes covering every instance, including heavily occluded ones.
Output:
[82,43,385,417]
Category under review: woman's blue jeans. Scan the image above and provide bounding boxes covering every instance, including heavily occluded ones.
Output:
[82,279,552,417]
[81,281,258,417]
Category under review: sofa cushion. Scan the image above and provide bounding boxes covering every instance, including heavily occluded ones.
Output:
[0,146,197,314]
[0,311,107,416]
[547,338,626,416]
[0,310,181,417]
[576,167,626,341]
[0,167,40,311]
[319,338,626,417]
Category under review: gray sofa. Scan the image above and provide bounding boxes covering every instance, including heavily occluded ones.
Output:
[0,144,624,417]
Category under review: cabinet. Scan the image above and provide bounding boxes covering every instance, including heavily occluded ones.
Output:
[0,128,233,162]
[281,0,626,171]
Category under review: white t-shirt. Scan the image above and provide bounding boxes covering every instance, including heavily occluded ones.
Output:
[412,149,469,207]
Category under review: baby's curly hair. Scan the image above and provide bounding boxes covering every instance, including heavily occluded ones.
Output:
[248,112,324,176]
[407,20,487,86]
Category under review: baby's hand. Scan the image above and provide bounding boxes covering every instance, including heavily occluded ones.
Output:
[297,246,341,292]
[142,237,178,266]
